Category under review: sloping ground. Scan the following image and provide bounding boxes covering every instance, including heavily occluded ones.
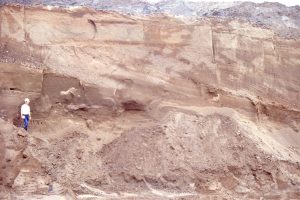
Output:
[100,109,300,197]
[1,106,299,199]
[0,4,300,200]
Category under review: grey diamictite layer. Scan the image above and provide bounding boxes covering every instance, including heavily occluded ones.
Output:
[1,0,300,38]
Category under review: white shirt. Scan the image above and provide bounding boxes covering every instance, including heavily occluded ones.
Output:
[21,104,31,116]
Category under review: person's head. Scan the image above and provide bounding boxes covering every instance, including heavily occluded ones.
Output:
[24,98,30,105]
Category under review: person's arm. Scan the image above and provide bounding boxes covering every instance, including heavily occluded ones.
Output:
[21,105,25,119]
[29,106,31,120]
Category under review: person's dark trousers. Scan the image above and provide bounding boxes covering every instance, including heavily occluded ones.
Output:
[23,114,29,131]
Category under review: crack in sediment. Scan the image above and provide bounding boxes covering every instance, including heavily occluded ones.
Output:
[211,25,216,63]
[88,19,97,39]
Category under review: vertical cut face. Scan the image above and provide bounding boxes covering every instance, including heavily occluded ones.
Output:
[0,132,4,185]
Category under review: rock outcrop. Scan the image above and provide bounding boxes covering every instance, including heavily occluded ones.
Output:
[1,4,300,120]
[0,2,300,199]
[1,0,300,37]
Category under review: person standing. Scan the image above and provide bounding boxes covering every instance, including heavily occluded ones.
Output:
[21,98,31,131]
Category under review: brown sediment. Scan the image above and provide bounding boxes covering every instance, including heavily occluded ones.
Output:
[0,4,300,199]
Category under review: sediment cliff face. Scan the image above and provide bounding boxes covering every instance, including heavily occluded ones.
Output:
[1,5,300,108]
[0,3,300,200]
